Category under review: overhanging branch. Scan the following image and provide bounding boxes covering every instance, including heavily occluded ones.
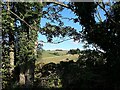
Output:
[50,0,75,12]
[52,0,69,8]
[96,2,120,25]
[9,10,38,31]
[39,37,74,44]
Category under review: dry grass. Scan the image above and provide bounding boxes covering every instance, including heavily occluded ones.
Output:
[40,54,78,64]
[36,50,79,64]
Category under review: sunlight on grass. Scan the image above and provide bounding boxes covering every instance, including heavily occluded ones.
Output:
[36,50,79,64]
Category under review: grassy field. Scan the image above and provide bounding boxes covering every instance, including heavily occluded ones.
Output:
[36,50,79,64]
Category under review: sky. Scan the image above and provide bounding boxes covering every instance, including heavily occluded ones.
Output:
[38,4,106,50]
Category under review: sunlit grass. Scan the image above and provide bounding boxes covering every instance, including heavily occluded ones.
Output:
[36,50,79,64]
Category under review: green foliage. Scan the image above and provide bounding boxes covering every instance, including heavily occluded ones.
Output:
[2,1,120,90]
[71,2,120,89]
[2,2,15,89]
[41,1,120,89]
[67,48,80,55]
[34,62,62,88]
[2,2,43,89]
[40,23,79,42]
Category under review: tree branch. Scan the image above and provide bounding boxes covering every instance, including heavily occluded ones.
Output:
[97,7,103,22]
[7,1,72,31]
[51,0,75,12]
[96,2,120,25]
[8,10,38,31]
[39,37,74,44]
[51,0,69,8]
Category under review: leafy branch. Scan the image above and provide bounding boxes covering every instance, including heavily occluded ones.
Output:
[96,2,120,25]
[8,10,38,30]
[39,37,74,44]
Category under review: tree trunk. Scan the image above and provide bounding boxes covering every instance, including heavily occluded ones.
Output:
[9,31,14,74]
[25,60,35,88]
[9,44,14,73]
[19,73,25,85]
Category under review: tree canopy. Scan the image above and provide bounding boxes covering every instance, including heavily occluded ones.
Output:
[1,1,120,90]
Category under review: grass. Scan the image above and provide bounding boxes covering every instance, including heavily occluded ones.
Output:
[36,50,79,64]
[41,50,68,57]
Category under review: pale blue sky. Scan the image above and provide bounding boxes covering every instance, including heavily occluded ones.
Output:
[38,5,106,50]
